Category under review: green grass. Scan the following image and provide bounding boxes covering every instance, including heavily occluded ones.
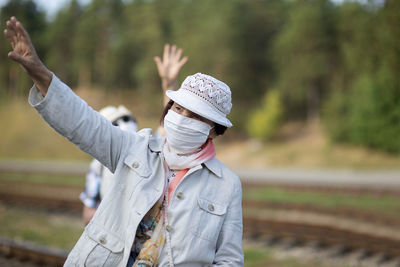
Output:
[244,246,342,267]
[0,95,158,161]
[0,204,83,250]
[244,248,272,267]
[2,97,400,169]
[2,170,399,217]
[0,172,84,187]
[243,187,400,216]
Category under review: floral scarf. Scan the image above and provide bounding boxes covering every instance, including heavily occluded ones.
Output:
[131,139,216,267]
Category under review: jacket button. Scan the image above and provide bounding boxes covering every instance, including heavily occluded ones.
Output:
[99,236,106,244]
[166,225,171,232]
[208,204,214,212]
[176,192,183,199]
[132,162,139,168]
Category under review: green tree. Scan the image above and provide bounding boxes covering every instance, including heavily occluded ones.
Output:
[324,0,400,153]
[227,0,286,128]
[46,0,82,87]
[323,2,374,142]
[351,0,400,152]
[273,0,335,121]
[121,0,164,92]
[247,89,283,141]
[73,0,124,88]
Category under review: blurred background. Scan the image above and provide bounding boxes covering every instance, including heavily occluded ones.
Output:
[0,0,399,266]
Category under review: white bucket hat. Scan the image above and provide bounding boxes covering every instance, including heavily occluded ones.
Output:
[99,105,132,123]
[166,73,233,127]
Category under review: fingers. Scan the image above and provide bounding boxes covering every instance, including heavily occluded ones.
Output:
[6,21,18,45]
[8,51,27,64]
[163,44,170,63]
[7,17,18,35]
[5,17,28,48]
[170,45,176,59]
[154,56,162,70]
[16,20,34,48]
[177,56,188,69]
[173,48,182,62]
[159,43,187,68]
[4,29,15,48]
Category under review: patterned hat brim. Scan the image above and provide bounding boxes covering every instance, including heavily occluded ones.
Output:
[166,89,233,128]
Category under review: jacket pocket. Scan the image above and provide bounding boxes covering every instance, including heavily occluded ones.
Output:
[191,197,227,243]
[84,223,124,266]
[123,154,151,178]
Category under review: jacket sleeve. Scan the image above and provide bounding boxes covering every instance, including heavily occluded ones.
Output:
[212,179,244,266]
[28,74,138,173]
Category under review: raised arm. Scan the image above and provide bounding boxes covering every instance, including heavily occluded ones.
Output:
[154,44,188,107]
[154,44,188,136]
[3,16,52,95]
[3,17,136,173]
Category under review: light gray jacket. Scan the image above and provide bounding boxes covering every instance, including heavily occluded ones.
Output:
[29,75,244,267]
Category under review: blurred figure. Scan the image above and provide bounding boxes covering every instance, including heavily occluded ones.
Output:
[81,44,188,225]
[80,105,138,225]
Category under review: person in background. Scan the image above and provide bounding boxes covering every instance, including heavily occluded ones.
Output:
[5,17,243,267]
[81,105,138,225]
[81,45,188,225]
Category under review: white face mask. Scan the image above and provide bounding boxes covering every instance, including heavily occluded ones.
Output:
[164,109,213,154]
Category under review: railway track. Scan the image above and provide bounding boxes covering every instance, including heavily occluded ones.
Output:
[1,177,400,266]
[2,189,399,228]
[243,217,400,260]
[0,238,67,267]
[1,215,399,266]
[243,200,400,228]
[1,192,400,261]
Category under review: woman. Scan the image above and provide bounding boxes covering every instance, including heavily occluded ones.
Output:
[4,17,243,266]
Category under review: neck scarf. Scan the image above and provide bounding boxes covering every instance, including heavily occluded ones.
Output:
[131,139,216,267]
[162,138,216,171]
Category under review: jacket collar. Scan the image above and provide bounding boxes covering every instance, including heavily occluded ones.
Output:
[148,135,164,153]
[149,135,222,178]
[203,157,222,178]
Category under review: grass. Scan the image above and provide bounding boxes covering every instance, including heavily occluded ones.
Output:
[0,203,83,251]
[243,186,400,217]
[0,91,160,161]
[244,246,345,267]
[216,122,400,170]
[1,95,400,169]
[1,171,399,217]
[0,202,344,266]
[0,172,84,187]
[245,248,272,267]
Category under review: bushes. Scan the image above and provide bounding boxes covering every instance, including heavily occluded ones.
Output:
[246,90,283,141]
[323,70,400,154]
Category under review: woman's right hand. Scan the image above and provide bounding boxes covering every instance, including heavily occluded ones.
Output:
[3,16,52,95]
[154,44,188,108]
[154,44,188,84]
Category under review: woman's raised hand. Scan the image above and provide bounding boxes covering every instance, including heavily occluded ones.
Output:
[3,16,52,95]
[154,44,188,91]
[154,44,188,107]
